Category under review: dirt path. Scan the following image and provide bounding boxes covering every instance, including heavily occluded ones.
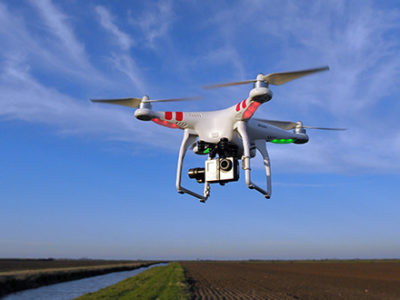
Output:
[181,261,400,299]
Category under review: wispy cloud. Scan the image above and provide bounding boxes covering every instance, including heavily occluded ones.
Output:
[95,5,134,51]
[128,1,174,48]
[0,0,106,85]
[1,0,399,174]
[95,5,145,93]
[196,0,400,173]
[264,1,400,116]
[200,45,246,82]
[0,2,71,78]
[109,54,146,94]
[0,55,174,149]
[269,1,400,173]
[29,0,88,67]
[200,5,246,80]
[0,1,167,148]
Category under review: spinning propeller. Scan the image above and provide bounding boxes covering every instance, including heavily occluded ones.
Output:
[90,95,202,108]
[254,118,346,131]
[203,66,329,89]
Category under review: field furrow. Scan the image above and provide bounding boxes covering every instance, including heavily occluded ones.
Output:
[181,261,400,299]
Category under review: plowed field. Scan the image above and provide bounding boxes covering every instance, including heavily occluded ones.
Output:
[181,261,400,299]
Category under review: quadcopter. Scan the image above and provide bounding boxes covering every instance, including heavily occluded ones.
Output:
[91,66,344,203]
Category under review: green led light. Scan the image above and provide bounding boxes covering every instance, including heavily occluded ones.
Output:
[203,148,210,154]
[270,138,294,144]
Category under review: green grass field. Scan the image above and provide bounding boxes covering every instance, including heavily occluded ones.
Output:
[75,262,190,300]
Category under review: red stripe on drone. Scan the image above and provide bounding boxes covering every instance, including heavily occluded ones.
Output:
[175,112,183,121]
[242,102,260,120]
[236,102,241,111]
[165,111,172,120]
[242,99,247,109]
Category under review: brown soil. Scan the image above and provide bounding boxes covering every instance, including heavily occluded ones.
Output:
[181,261,400,299]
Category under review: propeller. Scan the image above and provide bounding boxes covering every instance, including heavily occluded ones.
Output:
[203,66,329,89]
[254,118,346,131]
[90,95,202,108]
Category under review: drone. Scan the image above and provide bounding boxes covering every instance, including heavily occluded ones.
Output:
[91,66,345,203]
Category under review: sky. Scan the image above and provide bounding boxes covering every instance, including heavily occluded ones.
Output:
[1,0,400,260]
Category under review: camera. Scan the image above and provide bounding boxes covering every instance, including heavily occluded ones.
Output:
[188,167,205,183]
[205,157,239,183]
[189,139,240,184]
[188,157,239,184]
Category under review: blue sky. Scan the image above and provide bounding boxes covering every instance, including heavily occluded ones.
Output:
[1,0,400,260]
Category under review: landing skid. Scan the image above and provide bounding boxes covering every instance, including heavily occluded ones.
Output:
[176,126,271,202]
[176,129,210,202]
[236,121,271,199]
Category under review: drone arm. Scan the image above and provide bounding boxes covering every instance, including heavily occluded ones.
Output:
[176,129,209,202]
[236,121,271,199]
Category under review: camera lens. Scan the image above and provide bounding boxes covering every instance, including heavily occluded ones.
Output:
[219,158,232,171]
[188,168,205,183]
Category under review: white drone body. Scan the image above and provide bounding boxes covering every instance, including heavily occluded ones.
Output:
[92,66,344,202]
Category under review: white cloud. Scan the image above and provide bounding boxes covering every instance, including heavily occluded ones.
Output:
[269,1,400,115]
[271,2,400,173]
[94,5,145,93]
[199,0,400,173]
[0,1,106,85]
[109,54,146,94]
[29,0,87,65]
[200,45,246,82]
[1,0,399,174]
[0,1,167,148]
[128,1,173,48]
[95,5,134,51]
[0,56,176,149]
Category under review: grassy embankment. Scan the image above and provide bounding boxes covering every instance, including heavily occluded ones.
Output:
[76,262,190,300]
[0,259,157,297]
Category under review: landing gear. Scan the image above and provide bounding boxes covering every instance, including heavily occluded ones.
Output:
[176,129,210,202]
[176,125,272,203]
[236,121,271,199]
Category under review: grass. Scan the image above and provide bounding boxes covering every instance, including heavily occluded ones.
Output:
[76,262,190,300]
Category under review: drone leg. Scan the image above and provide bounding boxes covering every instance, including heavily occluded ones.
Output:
[203,181,210,202]
[176,129,209,202]
[236,121,270,199]
[255,140,272,199]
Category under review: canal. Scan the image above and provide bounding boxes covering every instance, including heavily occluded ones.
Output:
[3,263,168,300]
